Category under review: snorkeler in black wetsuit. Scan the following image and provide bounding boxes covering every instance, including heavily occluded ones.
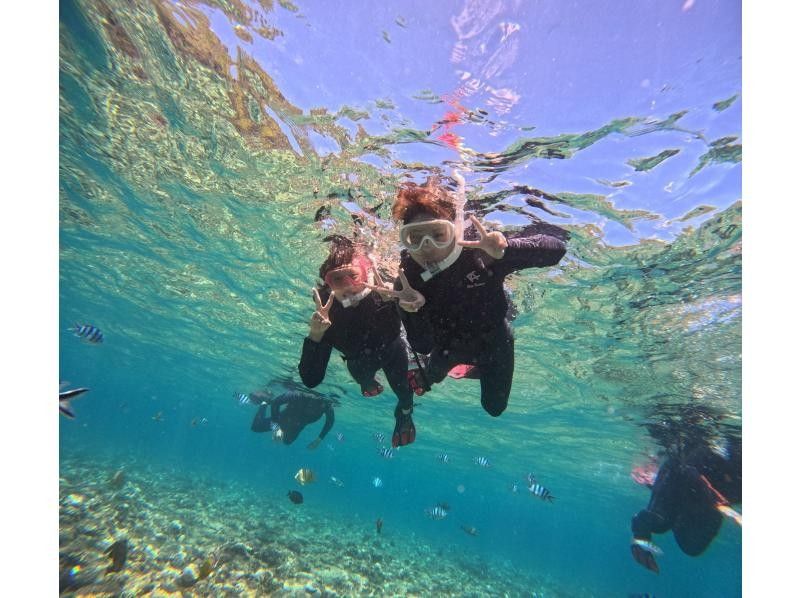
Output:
[298,236,417,447]
[630,436,742,573]
[384,177,566,417]
[251,391,336,448]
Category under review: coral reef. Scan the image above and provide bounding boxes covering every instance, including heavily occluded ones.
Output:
[60,455,554,596]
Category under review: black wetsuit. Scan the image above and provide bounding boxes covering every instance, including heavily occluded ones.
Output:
[631,439,742,557]
[397,231,566,416]
[298,288,414,411]
[251,391,334,445]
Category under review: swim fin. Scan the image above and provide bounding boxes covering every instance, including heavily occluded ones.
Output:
[362,380,384,397]
[392,405,416,447]
[448,364,481,379]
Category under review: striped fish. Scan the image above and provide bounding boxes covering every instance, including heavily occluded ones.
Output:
[473,456,491,468]
[70,324,103,343]
[436,452,450,464]
[510,482,519,494]
[372,477,383,488]
[377,447,395,459]
[425,505,448,520]
[234,393,250,405]
[528,482,555,502]
[373,432,386,444]
[336,432,345,442]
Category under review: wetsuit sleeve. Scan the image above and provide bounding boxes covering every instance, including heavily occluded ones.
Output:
[318,405,335,440]
[298,336,333,388]
[497,233,566,275]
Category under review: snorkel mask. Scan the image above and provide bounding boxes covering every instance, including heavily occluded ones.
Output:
[323,256,373,307]
[399,219,462,281]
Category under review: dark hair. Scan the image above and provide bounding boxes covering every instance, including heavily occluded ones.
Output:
[318,235,367,279]
[391,176,456,224]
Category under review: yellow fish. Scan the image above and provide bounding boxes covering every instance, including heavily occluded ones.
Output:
[294,468,316,485]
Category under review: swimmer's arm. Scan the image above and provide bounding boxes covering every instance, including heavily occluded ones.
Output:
[318,407,334,440]
[298,337,333,388]
[499,234,566,272]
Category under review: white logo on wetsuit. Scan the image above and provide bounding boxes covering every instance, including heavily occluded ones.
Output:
[465,270,486,288]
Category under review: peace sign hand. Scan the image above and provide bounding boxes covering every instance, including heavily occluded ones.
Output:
[309,287,334,341]
[365,270,425,313]
[457,214,508,259]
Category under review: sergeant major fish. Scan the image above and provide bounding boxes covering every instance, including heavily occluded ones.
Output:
[425,505,448,520]
[377,447,395,459]
[473,456,491,468]
[528,482,555,502]
[70,324,103,343]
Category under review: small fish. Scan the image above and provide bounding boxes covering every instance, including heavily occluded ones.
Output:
[105,539,128,573]
[425,505,448,520]
[377,447,395,459]
[70,323,103,343]
[329,476,344,487]
[336,432,345,442]
[526,472,537,486]
[152,411,164,422]
[510,482,519,494]
[632,538,663,556]
[270,422,280,432]
[436,452,450,464]
[528,482,555,502]
[373,432,386,444]
[59,387,89,419]
[376,517,383,534]
[473,456,491,468]
[190,417,209,427]
[287,490,303,504]
[460,524,479,537]
[234,392,250,405]
[372,477,383,488]
[294,468,316,485]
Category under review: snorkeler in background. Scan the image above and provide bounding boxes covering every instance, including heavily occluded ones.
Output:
[250,391,336,449]
[376,176,567,417]
[630,434,742,573]
[297,235,417,448]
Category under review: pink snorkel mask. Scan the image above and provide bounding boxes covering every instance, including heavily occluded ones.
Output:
[323,256,372,307]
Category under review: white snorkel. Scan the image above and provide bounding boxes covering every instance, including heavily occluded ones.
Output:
[419,167,467,281]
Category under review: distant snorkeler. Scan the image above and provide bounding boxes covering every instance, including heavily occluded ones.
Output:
[250,391,337,449]
[376,176,566,417]
[630,434,742,574]
[298,235,418,448]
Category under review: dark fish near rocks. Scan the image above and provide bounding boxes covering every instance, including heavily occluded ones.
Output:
[105,539,128,573]
[287,490,304,504]
[461,524,479,537]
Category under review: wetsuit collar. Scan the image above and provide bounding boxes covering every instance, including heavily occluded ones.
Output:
[338,286,372,308]
[420,243,463,281]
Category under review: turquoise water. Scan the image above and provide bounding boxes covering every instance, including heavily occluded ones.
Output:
[60,0,741,595]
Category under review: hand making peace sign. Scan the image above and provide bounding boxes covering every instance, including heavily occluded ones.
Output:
[457,214,508,259]
[366,269,426,313]
[308,287,334,341]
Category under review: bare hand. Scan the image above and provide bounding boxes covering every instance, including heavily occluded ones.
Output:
[366,270,425,312]
[309,288,334,340]
[457,214,508,259]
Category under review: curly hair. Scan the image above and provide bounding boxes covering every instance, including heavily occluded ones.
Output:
[318,235,368,279]
[391,176,456,224]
